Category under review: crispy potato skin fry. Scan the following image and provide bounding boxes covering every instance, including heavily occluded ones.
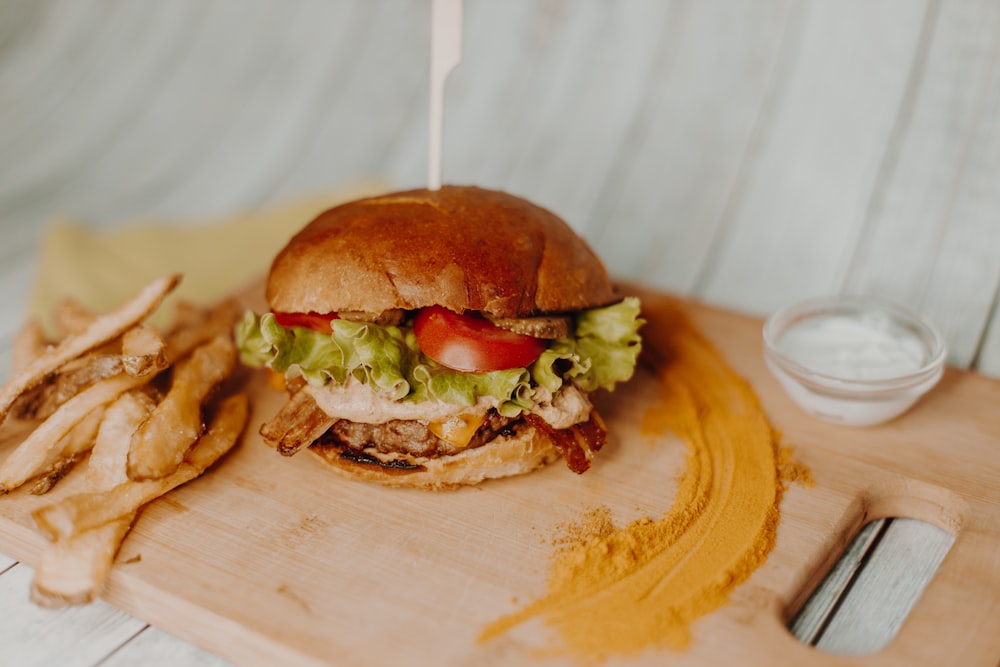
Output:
[29,391,156,605]
[0,371,166,493]
[1,278,249,608]
[28,406,107,495]
[11,354,124,421]
[34,393,248,542]
[121,325,167,377]
[30,515,134,608]
[0,273,180,426]
[53,297,97,337]
[29,455,82,496]
[126,335,237,481]
[12,320,164,422]
[88,392,157,484]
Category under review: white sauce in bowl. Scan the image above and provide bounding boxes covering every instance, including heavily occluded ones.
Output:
[776,312,928,380]
[763,295,947,426]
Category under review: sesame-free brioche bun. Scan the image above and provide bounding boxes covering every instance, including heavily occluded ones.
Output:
[306,423,561,491]
[266,185,617,318]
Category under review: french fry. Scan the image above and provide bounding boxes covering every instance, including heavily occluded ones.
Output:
[12,325,164,421]
[30,391,157,606]
[30,515,134,608]
[165,298,242,363]
[29,456,81,496]
[10,353,124,421]
[11,319,48,375]
[51,302,163,377]
[88,392,157,485]
[0,368,166,493]
[34,393,248,542]
[126,334,236,481]
[53,297,97,337]
[120,325,167,377]
[0,273,180,426]
[3,277,250,608]
[28,406,107,495]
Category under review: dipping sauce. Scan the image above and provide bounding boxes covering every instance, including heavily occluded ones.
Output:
[763,296,946,426]
[775,312,928,381]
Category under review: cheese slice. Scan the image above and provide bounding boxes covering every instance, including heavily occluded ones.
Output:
[428,412,488,448]
[267,370,287,392]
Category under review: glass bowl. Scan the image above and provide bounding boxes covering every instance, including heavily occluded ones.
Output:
[762,296,947,426]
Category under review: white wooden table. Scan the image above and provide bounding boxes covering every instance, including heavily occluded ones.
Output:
[1,1,997,665]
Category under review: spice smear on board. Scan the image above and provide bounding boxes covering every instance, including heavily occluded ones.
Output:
[479,295,800,659]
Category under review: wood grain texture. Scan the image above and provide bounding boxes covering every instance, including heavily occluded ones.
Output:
[815,518,955,655]
[789,518,888,644]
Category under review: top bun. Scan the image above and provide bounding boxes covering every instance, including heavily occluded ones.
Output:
[266,186,617,318]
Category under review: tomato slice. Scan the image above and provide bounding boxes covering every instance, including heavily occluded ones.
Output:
[413,306,545,372]
[272,311,338,332]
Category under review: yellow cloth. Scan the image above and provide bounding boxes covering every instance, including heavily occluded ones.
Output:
[29,181,386,332]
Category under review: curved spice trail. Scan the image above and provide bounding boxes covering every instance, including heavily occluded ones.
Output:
[479,297,787,658]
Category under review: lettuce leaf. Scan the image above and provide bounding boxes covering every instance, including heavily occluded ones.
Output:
[235,297,643,413]
[532,297,644,393]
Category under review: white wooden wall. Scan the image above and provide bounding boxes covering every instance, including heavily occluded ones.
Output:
[1,0,998,377]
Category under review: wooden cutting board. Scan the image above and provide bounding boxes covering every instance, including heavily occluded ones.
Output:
[0,285,997,666]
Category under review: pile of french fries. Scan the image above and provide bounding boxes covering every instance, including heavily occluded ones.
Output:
[0,274,249,607]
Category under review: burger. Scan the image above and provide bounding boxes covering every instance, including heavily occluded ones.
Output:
[235,185,642,489]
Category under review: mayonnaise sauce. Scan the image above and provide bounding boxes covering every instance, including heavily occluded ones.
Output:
[304,379,591,427]
[304,380,496,423]
[776,312,928,380]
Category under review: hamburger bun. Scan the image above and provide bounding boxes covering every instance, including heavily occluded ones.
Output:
[266,185,618,319]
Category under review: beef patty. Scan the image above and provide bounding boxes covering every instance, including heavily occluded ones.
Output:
[318,409,518,458]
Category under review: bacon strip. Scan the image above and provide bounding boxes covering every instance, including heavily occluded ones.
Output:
[260,390,337,456]
[524,411,607,474]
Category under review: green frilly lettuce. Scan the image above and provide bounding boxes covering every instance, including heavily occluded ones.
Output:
[235,297,643,417]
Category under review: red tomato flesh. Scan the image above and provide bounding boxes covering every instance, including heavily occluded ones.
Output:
[413,306,545,372]
[272,311,338,332]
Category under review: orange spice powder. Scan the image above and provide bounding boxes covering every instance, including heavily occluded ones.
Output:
[480,296,799,659]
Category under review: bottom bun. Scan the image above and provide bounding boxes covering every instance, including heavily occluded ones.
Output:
[306,424,561,490]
